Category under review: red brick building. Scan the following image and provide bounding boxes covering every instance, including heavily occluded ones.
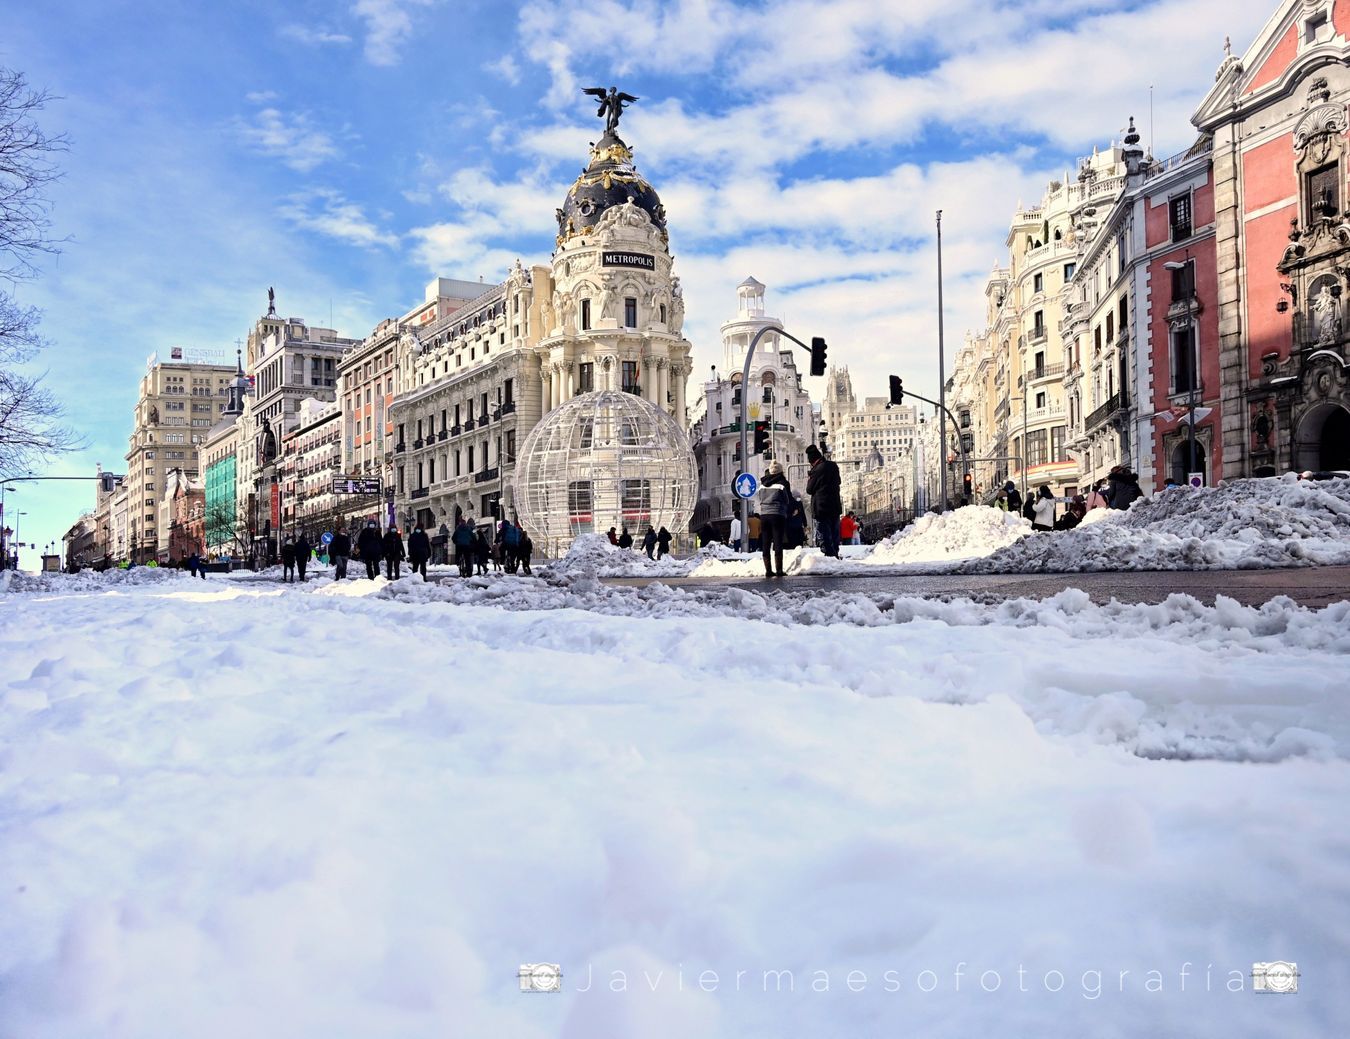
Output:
[1195,0,1350,476]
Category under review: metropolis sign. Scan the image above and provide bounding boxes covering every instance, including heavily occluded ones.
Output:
[333,477,383,495]
[602,251,655,271]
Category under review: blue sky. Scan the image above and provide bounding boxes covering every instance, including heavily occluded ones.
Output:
[4,0,1278,559]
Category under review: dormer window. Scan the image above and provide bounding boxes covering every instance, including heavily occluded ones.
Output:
[1306,11,1328,43]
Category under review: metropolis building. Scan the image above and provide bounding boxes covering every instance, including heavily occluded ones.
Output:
[390,112,694,540]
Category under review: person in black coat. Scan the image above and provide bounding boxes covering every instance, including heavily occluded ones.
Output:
[474,529,490,576]
[805,444,843,557]
[330,526,352,580]
[656,527,673,558]
[617,526,633,549]
[642,526,657,559]
[294,533,312,582]
[1105,466,1144,510]
[382,528,406,579]
[697,522,717,547]
[356,521,383,579]
[408,523,432,580]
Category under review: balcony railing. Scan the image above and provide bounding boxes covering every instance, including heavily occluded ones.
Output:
[413,439,424,449]
[1084,391,1129,431]
[1028,363,1065,382]
[473,467,499,484]
[501,400,517,415]
[394,442,406,454]
[451,424,462,436]
[437,430,448,442]
[464,419,476,431]
[411,487,429,500]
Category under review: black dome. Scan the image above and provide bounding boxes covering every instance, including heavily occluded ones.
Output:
[556,131,667,246]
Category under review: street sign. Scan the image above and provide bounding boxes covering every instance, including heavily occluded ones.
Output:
[321,532,333,545]
[733,472,759,499]
[1188,471,1205,489]
[332,477,382,495]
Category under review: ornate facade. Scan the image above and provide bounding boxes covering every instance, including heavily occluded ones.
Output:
[1195,0,1350,475]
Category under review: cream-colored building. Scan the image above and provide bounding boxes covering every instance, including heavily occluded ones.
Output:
[390,121,694,536]
[691,277,814,535]
[123,354,236,562]
[954,143,1131,503]
[281,397,342,535]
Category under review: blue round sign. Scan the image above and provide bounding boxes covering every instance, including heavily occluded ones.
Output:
[321,531,333,544]
[733,473,759,499]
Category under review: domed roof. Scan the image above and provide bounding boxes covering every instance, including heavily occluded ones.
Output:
[555,131,667,247]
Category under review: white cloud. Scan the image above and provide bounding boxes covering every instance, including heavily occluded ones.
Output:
[245,90,279,104]
[352,0,437,67]
[236,107,340,172]
[486,55,521,85]
[279,189,398,249]
[278,24,354,46]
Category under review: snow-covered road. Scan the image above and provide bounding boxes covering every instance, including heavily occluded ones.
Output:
[1,574,1346,1038]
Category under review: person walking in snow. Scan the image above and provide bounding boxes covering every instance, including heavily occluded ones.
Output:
[1031,485,1057,532]
[186,551,200,578]
[656,527,673,559]
[758,460,791,578]
[1003,481,1023,516]
[518,529,534,575]
[356,521,382,579]
[382,527,406,580]
[452,519,474,577]
[1105,466,1144,510]
[330,526,351,580]
[1084,481,1110,512]
[786,493,807,549]
[618,526,633,549]
[606,526,618,545]
[642,526,657,559]
[805,444,843,558]
[408,522,431,580]
[295,533,312,582]
[729,514,742,548]
[475,528,490,576]
[503,519,522,573]
[280,538,297,582]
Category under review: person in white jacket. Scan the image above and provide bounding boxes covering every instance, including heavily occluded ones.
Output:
[1031,485,1058,531]
[729,515,742,548]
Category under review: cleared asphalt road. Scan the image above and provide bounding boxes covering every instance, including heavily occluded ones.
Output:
[603,565,1350,607]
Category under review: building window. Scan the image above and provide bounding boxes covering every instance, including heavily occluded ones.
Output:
[1169,193,1192,242]
[1033,273,1043,294]
[467,445,474,471]
[622,360,640,394]
[1170,260,1196,302]
[1051,425,1066,462]
[505,430,517,463]
[1032,310,1045,339]
[428,457,435,483]
[1306,11,1329,42]
[1035,391,1046,409]
[1307,162,1340,221]
[1106,312,1114,343]
[504,378,513,404]
[1172,324,1198,394]
[624,297,637,327]
[660,304,667,324]
[1026,429,1048,467]
[580,299,591,330]
[578,362,594,392]
[1118,296,1128,334]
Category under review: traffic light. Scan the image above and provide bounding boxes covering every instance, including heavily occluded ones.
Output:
[962,472,973,501]
[753,420,770,455]
[889,375,904,406]
[810,336,828,377]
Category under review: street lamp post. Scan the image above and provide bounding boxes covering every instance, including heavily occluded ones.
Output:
[936,209,948,510]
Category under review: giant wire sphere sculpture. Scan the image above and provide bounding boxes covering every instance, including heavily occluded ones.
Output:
[513,389,697,548]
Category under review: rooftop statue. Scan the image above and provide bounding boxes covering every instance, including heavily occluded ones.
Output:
[583,86,639,134]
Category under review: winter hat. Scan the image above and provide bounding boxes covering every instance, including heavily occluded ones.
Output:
[806,444,822,462]
[765,460,784,476]
[1004,481,1015,492]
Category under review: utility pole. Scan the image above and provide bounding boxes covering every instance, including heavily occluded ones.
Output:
[936,210,948,511]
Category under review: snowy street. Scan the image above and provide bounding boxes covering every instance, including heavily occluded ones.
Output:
[2,570,1347,1038]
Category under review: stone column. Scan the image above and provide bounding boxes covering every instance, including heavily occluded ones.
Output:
[672,362,687,429]
[657,358,670,411]
[541,367,551,415]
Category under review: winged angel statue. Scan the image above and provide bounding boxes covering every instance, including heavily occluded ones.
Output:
[583,86,639,133]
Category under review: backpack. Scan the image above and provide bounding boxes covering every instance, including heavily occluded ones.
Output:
[1022,499,1037,521]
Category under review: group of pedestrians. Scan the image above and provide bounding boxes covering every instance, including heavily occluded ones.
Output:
[606,525,672,559]
[453,517,534,577]
[990,465,1146,532]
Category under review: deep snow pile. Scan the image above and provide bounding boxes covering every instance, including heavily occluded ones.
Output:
[1,580,1347,1037]
[964,475,1350,573]
[0,566,190,595]
[868,504,1031,564]
[545,532,727,578]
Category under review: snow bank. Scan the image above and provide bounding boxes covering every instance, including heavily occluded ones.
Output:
[1,579,1347,1038]
[545,532,704,577]
[964,475,1350,573]
[868,504,1031,564]
[0,566,189,595]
